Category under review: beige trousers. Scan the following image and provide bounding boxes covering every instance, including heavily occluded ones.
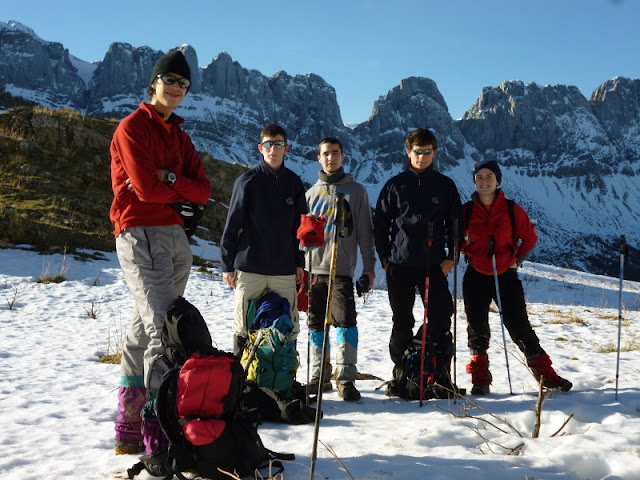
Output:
[232,270,299,341]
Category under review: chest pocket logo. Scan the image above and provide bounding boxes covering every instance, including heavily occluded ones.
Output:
[286,197,294,206]
[432,196,440,205]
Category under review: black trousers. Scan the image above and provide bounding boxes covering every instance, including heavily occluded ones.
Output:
[463,266,542,357]
[386,264,453,367]
[308,275,357,332]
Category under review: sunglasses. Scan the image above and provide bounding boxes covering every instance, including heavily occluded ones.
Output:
[261,140,287,149]
[412,148,434,156]
[157,73,190,89]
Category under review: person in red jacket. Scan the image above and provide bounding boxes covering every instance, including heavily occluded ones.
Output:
[110,49,211,455]
[461,160,571,395]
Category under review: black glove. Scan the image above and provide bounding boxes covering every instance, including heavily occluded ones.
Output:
[356,274,371,297]
[179,202,201,218]
[170,202,205,238]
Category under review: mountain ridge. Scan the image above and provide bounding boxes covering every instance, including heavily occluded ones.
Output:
[1,20,637,280]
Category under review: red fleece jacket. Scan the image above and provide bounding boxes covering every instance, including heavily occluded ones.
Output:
[461,190,537,275]
[109,103,211,237]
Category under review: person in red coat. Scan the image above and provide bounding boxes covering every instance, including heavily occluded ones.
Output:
[461,160,571,395]
[110,50,211,455]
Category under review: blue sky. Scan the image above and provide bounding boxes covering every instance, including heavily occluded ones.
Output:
[3,0,639,123]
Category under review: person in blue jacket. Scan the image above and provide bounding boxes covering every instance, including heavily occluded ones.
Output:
[220,124,308,356]
[374,128,462,398]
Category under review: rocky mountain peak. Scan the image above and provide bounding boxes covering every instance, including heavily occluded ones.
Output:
[1,22,640,280]
[590,76,640,167]
[459,80,613,176]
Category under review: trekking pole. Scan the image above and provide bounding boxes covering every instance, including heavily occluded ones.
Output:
[306,254,313,406]
[419,222,434,407]
[452,218,459,399]
[309,193,344,480]
[615,235,628,400]
[489,235,513,395]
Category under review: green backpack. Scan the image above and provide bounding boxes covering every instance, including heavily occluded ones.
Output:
[242,324,299,398]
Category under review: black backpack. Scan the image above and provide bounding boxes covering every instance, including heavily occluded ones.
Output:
[398,332,457,401]
[128,297,294,480]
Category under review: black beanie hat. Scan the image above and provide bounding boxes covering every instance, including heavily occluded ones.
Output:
[150,50,190,86]
[473,160,502,184]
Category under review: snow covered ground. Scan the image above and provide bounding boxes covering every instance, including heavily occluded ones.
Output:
[1,239,639,480]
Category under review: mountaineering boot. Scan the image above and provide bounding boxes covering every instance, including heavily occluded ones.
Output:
[337,381,361,402]
[114,440,145,455]
[385,365,406,398]
[308,377,333,394]
[527,352,572,392]
[308,361,333,394]
[466,353,492,395]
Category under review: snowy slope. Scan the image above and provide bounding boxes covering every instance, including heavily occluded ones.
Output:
[1,241,639,480]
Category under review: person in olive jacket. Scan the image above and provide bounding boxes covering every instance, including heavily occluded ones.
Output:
[374,128,462,398]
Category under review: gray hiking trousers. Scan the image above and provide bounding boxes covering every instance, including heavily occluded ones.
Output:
[116,225,192,391]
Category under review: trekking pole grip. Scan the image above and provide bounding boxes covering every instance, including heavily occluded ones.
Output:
[426,221,434,270]
[488,235,496,259]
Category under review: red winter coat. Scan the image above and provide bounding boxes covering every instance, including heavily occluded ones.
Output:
[110,102,211,237]
[461,190,537,275]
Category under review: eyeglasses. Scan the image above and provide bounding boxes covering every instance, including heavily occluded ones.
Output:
[261,140,287,149]
[412,148,434,156]
[157,73,191,89]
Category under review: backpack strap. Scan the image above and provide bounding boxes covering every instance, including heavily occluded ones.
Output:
[462,201,473,263]
[463,200,473,233]
[254,450,296,478]
[156,368,196,476]
[155,368,184,446]
[464,199,517,244]
[506,199,517,244]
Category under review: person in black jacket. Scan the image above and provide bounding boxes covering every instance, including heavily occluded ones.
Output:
[220,124,308,355]
[374,128,462,398]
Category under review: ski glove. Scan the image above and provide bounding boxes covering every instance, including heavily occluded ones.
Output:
[297,214,327,250]
[296,271,319,312]
[356,274,371,297]
[170,202,205,238]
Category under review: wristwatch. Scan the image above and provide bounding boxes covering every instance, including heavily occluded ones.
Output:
[166,172,176,186]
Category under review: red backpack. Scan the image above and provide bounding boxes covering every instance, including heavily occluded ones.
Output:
[128,297,293,480]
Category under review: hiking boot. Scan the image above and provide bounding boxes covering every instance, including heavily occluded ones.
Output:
[385,379,405,398]
[466,353,492,395]
[114,440,145,455]
[470,383,491,395]
[528,353,573,392]
[338,382,361,401]
[307,377,333,395]
[424,382,456,400]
